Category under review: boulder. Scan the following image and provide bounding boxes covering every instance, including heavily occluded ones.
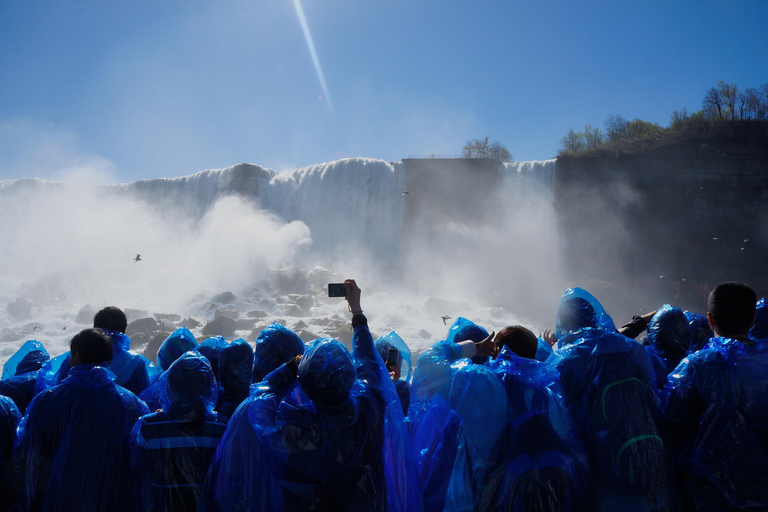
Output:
[6,298,32,321]
[211,291,236,304]
[154,313,181,323]
[202,316,237,338]
[76,304,96,325]
[125,309,150,323]
[246,310,269,319]
[127,317,159,335]
[214,307,239,320]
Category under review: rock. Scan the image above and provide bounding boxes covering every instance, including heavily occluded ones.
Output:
[308,267,341,290]
[211,291,236,304]
[273,304,303,317]
[292,320,309,331]
[23,322,45,334]
[296,329,320,343]
[155,313,181,323]
[129,331,150,351]
[127,317,159,335]
[202,316,237,338]
[6,298,32,321]
[268,266,310,295]
[235,318,256,331]
[76,304,96,325]
[125,309,150,322]
[214,307,239,320]
[246,310,268,319]
[143,332,171,365]
[295,295,314,310]
[418,329,431,339]
[179,317,202,329]
[0,327,24,343]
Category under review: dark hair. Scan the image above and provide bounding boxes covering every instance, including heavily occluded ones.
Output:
[70,328,114,365]
[708,282,757,338]
[93,306,127,334]
[495,325,538,360]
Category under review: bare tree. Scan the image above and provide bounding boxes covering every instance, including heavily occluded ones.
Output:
[670,107,689,131]
[605,114,630,142]
[719,80,738,120]
[704,86,724,119]
[462,137,513,162]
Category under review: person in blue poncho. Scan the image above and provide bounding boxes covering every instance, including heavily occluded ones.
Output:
[685,310,714,353]
[749,297,768,341]
[0,341,50,415]
[644,305,691,390]
[215,339,254,418]
[251,322,305,383]
[665,282,768,512]
[549,288,677,512]
[1,395,21,511]
[130,351,228,512]
[199,279,421,512]
[197,336,228,379]
[139,327,199,412]
[375,331,413,417]
[13,328,149,512]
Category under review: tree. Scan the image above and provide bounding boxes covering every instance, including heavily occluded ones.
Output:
[703,86,724,119]
[560,129,586,154]
[605,114,630,142]
[462,137,513,162]
[670,107,689,132]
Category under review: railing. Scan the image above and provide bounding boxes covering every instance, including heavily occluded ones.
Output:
[405,154,469,159]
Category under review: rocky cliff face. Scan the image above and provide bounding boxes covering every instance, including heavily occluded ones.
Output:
[555,139,768,313]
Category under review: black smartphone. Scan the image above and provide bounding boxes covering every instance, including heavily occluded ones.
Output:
[386,348,399,369]
[328,283,346,297]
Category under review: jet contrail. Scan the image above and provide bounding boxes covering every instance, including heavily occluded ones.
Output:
[293,0,333,112]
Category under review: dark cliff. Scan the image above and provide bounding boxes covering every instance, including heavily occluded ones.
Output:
[555,139,768,313]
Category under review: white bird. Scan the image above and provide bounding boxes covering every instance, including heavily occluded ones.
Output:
[441,315,451,325]
[134,254,142,263]
[401,191,409,197]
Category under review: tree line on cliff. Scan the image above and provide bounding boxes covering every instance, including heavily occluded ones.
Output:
[559,80,768,157]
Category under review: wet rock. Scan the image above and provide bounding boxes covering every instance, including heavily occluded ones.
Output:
[296,329,320,343]
[273,304,303,317]
[76,304,96,325]
[125,309,150,323]
[235,318,257,331]
[418,329,431,339]
[247,310,268,319]
[268,266,310,294]
[155,313,181,323]
[0,327,24,343]
[179,317,202,329]
[127,317,159,335]
[143,331,171,365]
[23,322,45,334]
[214,307,239,320]
[294,295,314,310]
[203,316,237,338]
[211,291,236,304]
[6,298,32,321]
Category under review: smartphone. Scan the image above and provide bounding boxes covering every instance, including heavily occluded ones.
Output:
[328,283,346,297]
[386,347,399,369]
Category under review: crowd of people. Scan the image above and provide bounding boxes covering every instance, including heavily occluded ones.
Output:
[0,278,767,512]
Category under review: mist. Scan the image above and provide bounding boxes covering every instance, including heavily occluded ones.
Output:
[0,158,565,366]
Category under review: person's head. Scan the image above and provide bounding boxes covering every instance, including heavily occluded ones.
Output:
[298,338,354,408]
[161,351,218,421]
[685,311,714,353]
[495,325,538,360]
[93,306,127,334]
[707,282,757,339]
[252,322,305,383]
[69,328,114,367]
[218,339,254,395]
[197,336,228,378]
[647,305,690,357]
[158,327,199,371]
[15,349,50,375]
[375,331,413,381]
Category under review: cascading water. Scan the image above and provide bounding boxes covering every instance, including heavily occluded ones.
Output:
[0,158,561,367]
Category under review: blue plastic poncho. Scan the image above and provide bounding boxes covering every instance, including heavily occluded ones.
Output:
[252,322,305,383]
[554,288,616,344]
[535,338,555,362]
[551,329,677,511]
[32,352,70,397]
[645,305,691,389]
[1,395,21,510]
[197,336,228,378]
[158,327,198,372]
[375,331,413,416]
[199,322,422,512]
[664,336,768,511]
[0,341,50,415]
[685,311,713,353]
[486,349,590,512]
[130,352,227,512]
[215,339,254,418]
[749,297,768,341]
[106,329,160,395]
[14,364,149,512]
[408,340,466,512]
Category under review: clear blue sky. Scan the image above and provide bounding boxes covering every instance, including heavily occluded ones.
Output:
[1,0,766,182]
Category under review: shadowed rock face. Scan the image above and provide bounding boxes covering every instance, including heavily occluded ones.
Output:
[555,140,768,316]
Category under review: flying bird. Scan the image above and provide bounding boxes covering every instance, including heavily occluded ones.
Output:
[441,315,451,325]
[134,254,142,263]
[401,191,409,197]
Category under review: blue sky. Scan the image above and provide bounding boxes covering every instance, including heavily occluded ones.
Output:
[0,0,766,182]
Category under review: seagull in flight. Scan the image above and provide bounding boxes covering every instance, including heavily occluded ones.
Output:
[441,315,451,325]
[401,191,409,197]
[134,254,142,263]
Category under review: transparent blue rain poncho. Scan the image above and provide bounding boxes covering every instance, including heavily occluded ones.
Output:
[1,395,21,511]
[645,305,691,389]
[408,340,467,512]
[685,311,713,353]
[375,331,413,416]
[0,340,50,414]
[252,322,305,383]
[215,339,254,418]
[140,327,199,411]
[664,335,768,510]
[550,326,678,512]
[483,348,590,512]
[554,288,616,347]
[749,297,768,341]
[130,351,228,512]
[106,329,160,395]
[14,363,149,512]
[199,321,422,512]
[197,336,229,379]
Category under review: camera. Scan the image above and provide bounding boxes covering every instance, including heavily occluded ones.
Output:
[327,283,346,297]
